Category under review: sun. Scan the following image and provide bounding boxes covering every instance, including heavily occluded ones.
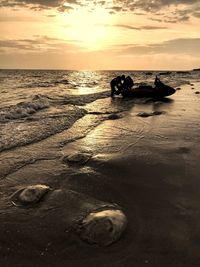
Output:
[60,7,112,50]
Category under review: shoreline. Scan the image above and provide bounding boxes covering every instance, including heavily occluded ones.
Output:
[0,82,200,266]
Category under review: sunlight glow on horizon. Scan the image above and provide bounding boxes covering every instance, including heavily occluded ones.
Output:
[0,1,200,70]
[59,7,112,50]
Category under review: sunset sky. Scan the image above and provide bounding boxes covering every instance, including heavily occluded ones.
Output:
[0,0,200,70]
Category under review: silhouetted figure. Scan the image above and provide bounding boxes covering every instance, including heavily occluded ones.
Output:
[110,75,126,97]
[154,75,162,87]
[121,75,126,84]
[125,76,134,89]
[121,76,134,96]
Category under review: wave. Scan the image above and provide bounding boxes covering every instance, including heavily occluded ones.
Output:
[19,82,54,88]
[32,79,69,87]
[0,95,50,122]
[0,105,86,152]
[18,78,69,89]
[55,79,69,85]
[0,90,110,123]
[20,79,99,89]
[46,91,109,106]
[0,88,110,153]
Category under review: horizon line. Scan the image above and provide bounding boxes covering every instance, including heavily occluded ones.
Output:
[0,68,196,72]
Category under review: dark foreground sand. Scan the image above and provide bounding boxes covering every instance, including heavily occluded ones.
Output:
[0,83,200,267]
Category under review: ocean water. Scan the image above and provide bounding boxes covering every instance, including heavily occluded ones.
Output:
[0,69,199,180]
[0,69,199,152]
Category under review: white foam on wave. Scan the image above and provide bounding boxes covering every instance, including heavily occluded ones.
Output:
[0,103,86,152]
[46,91,109,106]
[0,95,49,122]
[0,90,111,153]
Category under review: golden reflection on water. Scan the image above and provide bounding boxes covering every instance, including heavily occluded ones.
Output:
[69,71,108,95]
[78,82,200,155]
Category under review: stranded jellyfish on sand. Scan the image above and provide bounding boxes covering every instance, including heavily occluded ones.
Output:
[10,185,127,246]
[11,184,51,206]
[62,151,92,165]
[77,209,127,246]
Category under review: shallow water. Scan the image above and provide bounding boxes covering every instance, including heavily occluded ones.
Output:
[1,69,200,197]
[0,69,199,152]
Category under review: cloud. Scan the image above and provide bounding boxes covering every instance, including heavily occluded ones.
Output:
[0,36,199,70]
[98,23,168,30]
[2,35,198,59]
[112,0,200,12]
[45,14,56,17]
[108,1,200,22]
[0,0,80,11]
[0,15,45,22]
[0,36,84,53]
[193,11,200,18]
[1,0,200,22]
[57,5,74,12]
[113,24,168,30]
[113,38,200,56]
[0,0,195,11]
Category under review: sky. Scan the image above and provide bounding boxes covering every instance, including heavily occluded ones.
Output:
[0,0,200,70]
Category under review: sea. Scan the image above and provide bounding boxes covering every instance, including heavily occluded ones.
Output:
[0,69,200,180]
[0,69,199,152]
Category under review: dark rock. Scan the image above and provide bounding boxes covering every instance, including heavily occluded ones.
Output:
[195,91,200,94]
[159,71,172,75]
[176,71,190,74]
[177,147,191,154]
[137,112,152,117]
[107,113,121,120]
[137,111,164,117]
[152,111,164,116]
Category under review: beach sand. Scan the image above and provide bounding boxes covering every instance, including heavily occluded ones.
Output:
[0,81,200,267]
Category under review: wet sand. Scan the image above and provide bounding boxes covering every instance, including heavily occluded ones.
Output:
[0,82,200,267]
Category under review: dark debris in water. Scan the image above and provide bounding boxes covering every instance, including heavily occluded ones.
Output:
[107,113,122,120]
[176,147,191,154]
[137,111,165,118]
